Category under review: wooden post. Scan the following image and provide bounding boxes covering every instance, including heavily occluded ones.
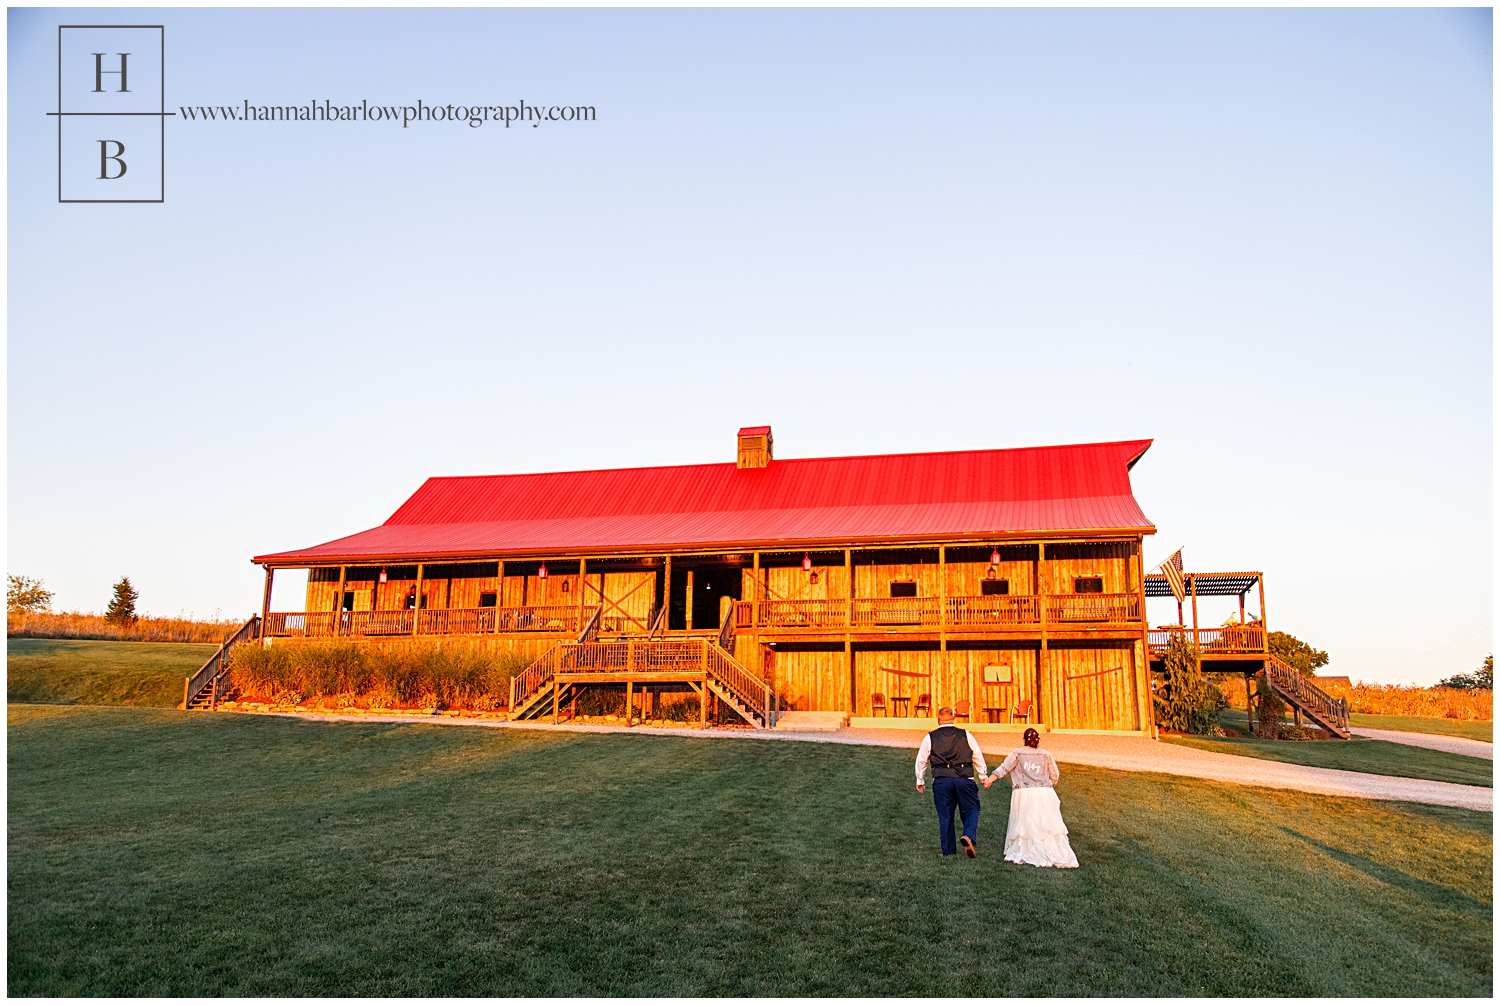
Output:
[699,679,707,729]
[845,548,854,628]
[332,565,347,637]
[182,677,190,709]
[1190,574,1199,645]
[1038,543,1048,726]
[1239,591,1246,624]
[552,679,559,724]
[412,563,424,636]
[938,545,947,648]
[846,548,856,714]
[494,561,505,633]
[1258,574,1268,634]
[260,567,274,637]
[663,555,672,631]
[684,570,694,631]
[578,557,588,630]
[751,552,761,629]
[625,679,634,725]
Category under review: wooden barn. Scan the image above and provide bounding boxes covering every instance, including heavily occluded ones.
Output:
[232,427,1190,734]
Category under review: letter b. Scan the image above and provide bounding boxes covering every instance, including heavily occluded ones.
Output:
[98,140,127,180]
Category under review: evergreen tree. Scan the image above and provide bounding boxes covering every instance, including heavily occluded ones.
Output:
[105,577,139,625]
[1153,633,1222,733]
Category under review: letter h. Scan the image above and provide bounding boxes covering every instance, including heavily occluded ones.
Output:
[92,52,130,92]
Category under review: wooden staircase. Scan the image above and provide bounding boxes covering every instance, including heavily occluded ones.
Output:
[1263,655,1351,738]
[182,616,262,710]
[508,614,778,728]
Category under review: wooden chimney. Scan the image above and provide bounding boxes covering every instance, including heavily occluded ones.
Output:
[736,426,773,469]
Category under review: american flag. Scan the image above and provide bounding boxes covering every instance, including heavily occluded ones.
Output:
[1158,548,1186,604]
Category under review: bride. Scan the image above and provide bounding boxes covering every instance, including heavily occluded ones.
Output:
[984,728,1079,868]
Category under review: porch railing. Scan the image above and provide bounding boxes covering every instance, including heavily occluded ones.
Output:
[1045,593,1140,624]
[732,593,1142,630]
[264,605,583,639]
[946,595,1041,626]
[1148,626,1266,655]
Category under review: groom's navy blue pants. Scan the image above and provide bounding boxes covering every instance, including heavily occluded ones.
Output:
[932,776,981,855]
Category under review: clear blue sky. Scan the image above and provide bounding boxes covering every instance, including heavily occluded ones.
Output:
[8,7,1492,685]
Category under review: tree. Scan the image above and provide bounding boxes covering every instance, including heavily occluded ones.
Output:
[105,577,140,625]
[7,574,53,614]
[1439,655,1493,691]
[1153,633,1222,734]
[1268,631,1329,677]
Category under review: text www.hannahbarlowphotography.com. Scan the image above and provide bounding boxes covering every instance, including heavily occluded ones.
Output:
[179,98,596,128]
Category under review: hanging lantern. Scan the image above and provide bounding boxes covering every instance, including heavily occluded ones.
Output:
[802,553,813,572]
[538,563,549,580]
[990,548,1001,567]
[378,567,388,583]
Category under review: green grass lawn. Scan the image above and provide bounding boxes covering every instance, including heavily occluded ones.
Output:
[1348,713,1492,743]
[1163,729,1492,789]
[6,638,216,708]
[8,706,1491,996]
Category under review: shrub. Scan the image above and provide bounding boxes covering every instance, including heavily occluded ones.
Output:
[1252,672,1286,739]
[1278,725,1318,741]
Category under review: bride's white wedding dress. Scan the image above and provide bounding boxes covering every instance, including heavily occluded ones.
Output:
[992,746,1079,868]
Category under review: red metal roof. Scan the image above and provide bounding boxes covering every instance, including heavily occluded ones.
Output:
[254,438,1155,566]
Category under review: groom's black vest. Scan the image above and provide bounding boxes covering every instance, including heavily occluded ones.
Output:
[927,725,974,778]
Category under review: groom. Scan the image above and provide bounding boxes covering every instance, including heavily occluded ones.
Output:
[915,706,989,857]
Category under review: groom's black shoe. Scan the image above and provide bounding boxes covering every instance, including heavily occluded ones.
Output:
[960,836,976,858]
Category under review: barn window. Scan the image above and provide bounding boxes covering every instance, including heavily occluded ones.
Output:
[889,581,917,598]
[341,592,355,611]
[981,579,1010,596]
[1074,577,1104,594]
[479,592,497,608]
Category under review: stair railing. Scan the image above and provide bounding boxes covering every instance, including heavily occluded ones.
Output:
[646,604,667,641]
[1265,656,1350,734]
[182,615,262,709]
[704,640,776,728]
[577,605,602,644]
[717,605,736,652]
[510,645,562,714]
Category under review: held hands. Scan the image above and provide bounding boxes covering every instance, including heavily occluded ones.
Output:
[981,775,994,788]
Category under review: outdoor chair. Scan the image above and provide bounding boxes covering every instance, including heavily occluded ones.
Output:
[871,693,888,717]
[1012,699,1033,724]
[954,699,971,723]
[914,693,931,717]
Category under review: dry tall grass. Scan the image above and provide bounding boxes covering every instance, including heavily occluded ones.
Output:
[7,611,246,644]
[1209,673,1492,721]
[1320,681,1492,721]
[229,640,534,710]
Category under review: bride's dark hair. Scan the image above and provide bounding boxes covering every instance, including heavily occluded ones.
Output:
[1023,728,1040,747]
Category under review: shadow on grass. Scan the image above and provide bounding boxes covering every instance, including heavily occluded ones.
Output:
[1280,827,1491,918]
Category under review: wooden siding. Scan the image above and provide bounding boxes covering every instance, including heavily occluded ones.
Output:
[1042,640,1143,731]
[1041,542,1136,595]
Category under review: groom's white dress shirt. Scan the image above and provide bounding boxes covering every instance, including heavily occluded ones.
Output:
[914,727,988,785]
